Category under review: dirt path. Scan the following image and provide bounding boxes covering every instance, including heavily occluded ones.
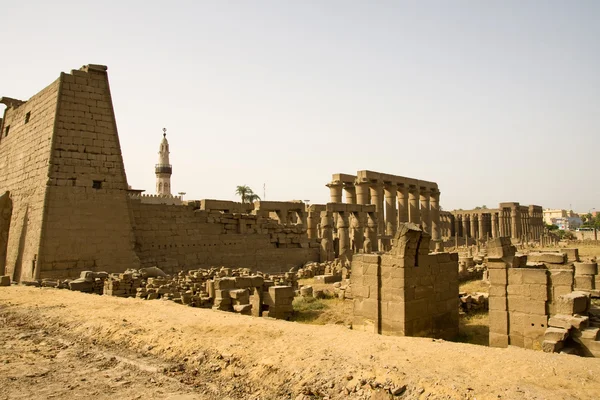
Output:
[0,321,209,399]
[1,286,599,400]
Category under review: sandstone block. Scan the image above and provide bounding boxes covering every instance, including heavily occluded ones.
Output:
[548,314,589,330]
[488,269,508,285]
[574,262,598,276]
[314,274,341,284]
[550,270,574,287]
[562,248,579,262]
[214,278,236,290]
[521,269,548,285]
[489,310,508,334]
[575,275,594,290]
[0,276,10,286]
[544,327,568,342]
[556,292,589,314]
[489,332,509,348]
[489,296,507,311]
[229,289,249,299]
[542,340,564,353]
[234,276,252,288]
[233,304,252,314]
[527,252,566,265]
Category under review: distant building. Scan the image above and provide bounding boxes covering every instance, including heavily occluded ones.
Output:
[543,209,577,225]
[549,217,582,231]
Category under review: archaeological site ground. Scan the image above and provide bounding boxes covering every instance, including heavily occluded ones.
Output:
[1,65,599,400]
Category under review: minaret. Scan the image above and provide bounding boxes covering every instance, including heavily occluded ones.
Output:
[155,128,172,196]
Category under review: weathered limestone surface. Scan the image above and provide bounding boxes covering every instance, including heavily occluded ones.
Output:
[351,223,458,339]
[0,192,12,275]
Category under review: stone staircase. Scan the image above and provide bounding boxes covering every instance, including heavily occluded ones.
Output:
[543,292,600,357]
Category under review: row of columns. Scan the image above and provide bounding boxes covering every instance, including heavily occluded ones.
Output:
[453,208,544,241]
[308,209,379,263]
[327,180,441,244]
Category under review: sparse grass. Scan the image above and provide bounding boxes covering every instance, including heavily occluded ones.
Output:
[452,311,489,346]
[291,296,353,325]
[459,279,490,294]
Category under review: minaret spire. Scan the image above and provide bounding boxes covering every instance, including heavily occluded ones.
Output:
[155,128,172,196]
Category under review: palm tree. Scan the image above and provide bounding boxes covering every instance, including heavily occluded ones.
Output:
[247,193,261,203]
[235,185,261,203]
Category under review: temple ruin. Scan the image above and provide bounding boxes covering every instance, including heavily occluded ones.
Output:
[450,202,544,242]
[326,171,442,251]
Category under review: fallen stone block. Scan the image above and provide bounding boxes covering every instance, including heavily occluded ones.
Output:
[548,314,589,330]
[233,304,252,315]
[0,275,10,286]
[542,340,564,353]
[300,285,313,297]
[556,291,589,314]
[314,274,342,284]
[527,252,566,265]
[544,327,569,342]
[574,262,597,276]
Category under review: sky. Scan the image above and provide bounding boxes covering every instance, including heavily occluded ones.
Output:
[1,1,598,212]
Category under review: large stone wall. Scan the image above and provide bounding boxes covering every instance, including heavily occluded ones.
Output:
[39,65,140,278]
[131,201,320,274]
[0,79,61,281]
[351,223,459,339]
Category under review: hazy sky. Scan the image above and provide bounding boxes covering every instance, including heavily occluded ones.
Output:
[2,1,598,212]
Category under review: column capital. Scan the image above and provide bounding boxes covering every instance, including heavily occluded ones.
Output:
[326,181,343,189]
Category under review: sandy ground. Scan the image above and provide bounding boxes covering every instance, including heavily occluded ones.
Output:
[1,287,600,400]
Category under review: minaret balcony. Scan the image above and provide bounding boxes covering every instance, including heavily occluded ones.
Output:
[155,164,172,174]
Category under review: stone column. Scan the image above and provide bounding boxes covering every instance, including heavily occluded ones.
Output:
[370,183,385,236]
[351,211,364,254]
[430,190,441,250]
[455,215,461,238]
[408,185,419,224]
[491,213,498,239]
[319,211,334,262]
[343,184,356,204]
[470,214,476,240]
[397,183,408,225]
[384,183,397,236]
[366,212,378,252]
[337,212,350,263]
[462,215,470,238]
[478,214,484,240]
[510,207,518,239]
[307,211,317,239]
[355,181,370,205]
[327,182,343,203]
[419,188,430,233]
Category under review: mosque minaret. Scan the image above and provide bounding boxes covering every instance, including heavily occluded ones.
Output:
[155,128,172,196]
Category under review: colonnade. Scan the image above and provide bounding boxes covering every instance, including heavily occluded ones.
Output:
[451,203,544,241]
[326,171,442,248]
